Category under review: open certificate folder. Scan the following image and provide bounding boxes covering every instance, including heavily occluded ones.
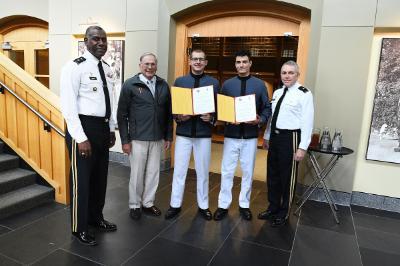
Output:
[171,85,215,115]
[217,94,257,123]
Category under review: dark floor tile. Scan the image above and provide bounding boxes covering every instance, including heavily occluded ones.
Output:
[0,225,10,236]
[62,210,170,266]
[299,200,354,235]
[160,186,247,252]
[31,249,101,266]
[0,202,65,230]
[360,247,400,266]
[0,209,71,264]
[355,226,400,255]
[210,238,289,266]
[106,173,129,190]
[124,237,212,266]
[0,254,22,266]
[107,163,130,178]
[289,225,361,266]
[352,211,400,236]
[351,205,400,220]
[102,185,129,219]
[230,191,298,252]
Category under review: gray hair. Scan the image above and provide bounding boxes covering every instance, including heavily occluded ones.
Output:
[281,60,300,74]
[140,52,158,63]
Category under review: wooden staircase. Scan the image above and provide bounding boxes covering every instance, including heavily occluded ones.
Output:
[0,140,54,219]
[0,50,69,215]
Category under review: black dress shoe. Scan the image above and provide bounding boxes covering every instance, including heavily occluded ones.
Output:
[90,219,117,231]
[198,208,212,220]
[213,208,228,221]
[165,207,181,219]
[257,210,277,220]
[271,217,287,227]
[239,207,252,220]
[130,208,142,220]
[142,206,162,216]
[72,231,97,246]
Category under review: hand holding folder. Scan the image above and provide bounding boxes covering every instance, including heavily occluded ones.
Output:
[217,94,256,123]
[171,85,215,115]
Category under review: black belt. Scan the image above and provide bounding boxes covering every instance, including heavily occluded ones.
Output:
[79,114,109,123]
[272,128,300,135]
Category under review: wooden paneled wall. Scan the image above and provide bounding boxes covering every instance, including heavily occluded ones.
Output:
[0,53,69,204]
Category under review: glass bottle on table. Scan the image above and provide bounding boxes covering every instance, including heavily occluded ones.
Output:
[320,126,332,150]
[332,129,343,151]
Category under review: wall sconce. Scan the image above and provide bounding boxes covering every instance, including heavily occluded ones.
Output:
[2,41,12,50]
[44,40,50,49]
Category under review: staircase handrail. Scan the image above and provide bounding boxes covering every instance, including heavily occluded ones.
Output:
[0,81,65,138]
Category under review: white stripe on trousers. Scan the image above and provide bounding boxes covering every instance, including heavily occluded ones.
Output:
[287,131,299,219]
[71,139,78,232]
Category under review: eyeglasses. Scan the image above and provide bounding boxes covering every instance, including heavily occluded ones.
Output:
[190,57,206,62]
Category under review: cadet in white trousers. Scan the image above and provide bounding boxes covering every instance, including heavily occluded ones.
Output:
[165,49,219,220]
[214,50,271,221]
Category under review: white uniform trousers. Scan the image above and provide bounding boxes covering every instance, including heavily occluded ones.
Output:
[170,136,211,209]
[129,140,162,209]
[218,137,258,209]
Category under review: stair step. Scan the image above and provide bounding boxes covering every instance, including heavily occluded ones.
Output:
[0,184,54,220]
[0,168,37,195]
[0,141,4,153]
[0,154,19,172]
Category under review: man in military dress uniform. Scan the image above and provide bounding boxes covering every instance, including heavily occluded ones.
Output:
[60,26,117,246]
[258,60,314,227]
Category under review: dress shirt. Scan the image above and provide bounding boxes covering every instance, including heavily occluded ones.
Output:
[60,51,116,143]
[139,74,156,97]
[264,82,314,150]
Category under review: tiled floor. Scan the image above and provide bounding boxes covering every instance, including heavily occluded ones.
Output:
[0,162,399,265]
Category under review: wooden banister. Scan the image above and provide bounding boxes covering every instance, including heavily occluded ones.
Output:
[0,52,69,204]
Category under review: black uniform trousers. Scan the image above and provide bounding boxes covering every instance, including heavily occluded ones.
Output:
[267,129,300,219]
[66,115,110,233]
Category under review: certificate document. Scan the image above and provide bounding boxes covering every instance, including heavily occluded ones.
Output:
[217,94,256,123]
[171,86,215,115]
[192,85,215,114]
[235,94,256,123]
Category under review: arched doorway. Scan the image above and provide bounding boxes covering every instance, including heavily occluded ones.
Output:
[0,16,49,87]
[171,1,311,180]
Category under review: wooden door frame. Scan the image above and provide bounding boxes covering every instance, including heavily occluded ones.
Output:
[171,1,311,166]
[173,1,311,83]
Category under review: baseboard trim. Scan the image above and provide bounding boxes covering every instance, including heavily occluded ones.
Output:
[296,184,400,213]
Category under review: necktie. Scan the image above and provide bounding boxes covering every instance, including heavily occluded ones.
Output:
[271,87,288,132]
[97,61,111,120]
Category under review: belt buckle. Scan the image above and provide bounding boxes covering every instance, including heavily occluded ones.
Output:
[274,129,280,134]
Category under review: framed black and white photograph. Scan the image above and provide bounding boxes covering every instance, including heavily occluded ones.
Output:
[78,39,124,125]
[366,38,400,164]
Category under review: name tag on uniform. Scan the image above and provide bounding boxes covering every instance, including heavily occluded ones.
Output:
[89,77,97,80]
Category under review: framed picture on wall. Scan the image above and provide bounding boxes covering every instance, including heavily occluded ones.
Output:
[366,38,400,164]
[78,40,124,125]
